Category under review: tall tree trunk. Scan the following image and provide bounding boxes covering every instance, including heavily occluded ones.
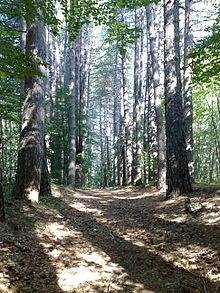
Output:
[164,0,192,197]
[118,53,126,186]
[67,41,76,186]
[0,160,5,221]
[124,77,132,185]
[120,54,131,186]
[183,0,194,179]
[47,32,63,184]
[75,30,88,187]
[132,8,143,185]
[147,4,166,190]
[113,45,121,185]
[12,1,49,202]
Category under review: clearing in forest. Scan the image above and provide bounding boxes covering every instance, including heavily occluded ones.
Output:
[0,185,220,293]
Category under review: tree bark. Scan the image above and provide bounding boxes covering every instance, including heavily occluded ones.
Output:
[113,44,121,186]
[183,0,194,179]
[164,0,192,197]
[147,4,166,190]
[0,163,5,221]
[132,8,144,185]
[67,41,76,186]
[12,2,49,202]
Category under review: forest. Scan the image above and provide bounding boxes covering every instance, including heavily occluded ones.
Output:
[0,0,220,292]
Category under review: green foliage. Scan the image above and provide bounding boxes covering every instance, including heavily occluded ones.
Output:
[58,0,160,47]
[102,1,158,55]
[193,85,220,183]
[0,82,22,122]
[107,21,142,55]
[190,6,220,85]
[47,90,69,185]
[103,0,160,11]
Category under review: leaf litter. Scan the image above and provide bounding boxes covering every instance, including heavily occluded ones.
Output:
[0,183,220,292]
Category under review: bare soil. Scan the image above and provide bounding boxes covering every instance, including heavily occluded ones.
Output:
[1,184,220,293]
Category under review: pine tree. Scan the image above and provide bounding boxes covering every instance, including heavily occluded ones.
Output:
[163,0,192,197]
[12,0,50,202]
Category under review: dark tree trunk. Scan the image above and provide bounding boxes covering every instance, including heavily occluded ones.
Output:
[0,163,5,221]
[113,45,121,186]
[40,137,51,196]
[12,5,49,202]
[164,0,192,197]
[132,8,143,185]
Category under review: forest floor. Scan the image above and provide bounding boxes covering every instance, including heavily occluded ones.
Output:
[0,184,220,293]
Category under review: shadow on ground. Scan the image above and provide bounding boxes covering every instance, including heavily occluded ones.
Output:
[1,185,220,293]
[49,186,220,292]
[0,200,64,293]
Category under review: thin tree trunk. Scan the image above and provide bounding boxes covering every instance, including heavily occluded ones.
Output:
[121,53,131,185]
[113,45,121,185]
[183,0,194,179]
[40,137,51,196]
[67,41,76,186]
[0,160,5,221]
[147,4,166,190]
[132,8,143,185]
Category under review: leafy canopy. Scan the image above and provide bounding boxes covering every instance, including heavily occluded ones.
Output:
[190,5,220,85]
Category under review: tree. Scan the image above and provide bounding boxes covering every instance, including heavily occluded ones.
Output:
[132,8,144,185]
[113,44,121,186]
[190,5,220,85]
[146,3,166,189]
[193,85,220,183]
[12,0,50,202]
[0,161,5,221]
[3,0,217,196]
[67,40,77,186]
[183,0,194,178]
[163,0,192,197]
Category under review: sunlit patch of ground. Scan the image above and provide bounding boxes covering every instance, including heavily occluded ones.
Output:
[0,184,220,292]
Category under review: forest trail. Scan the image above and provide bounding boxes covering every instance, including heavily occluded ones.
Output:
[1,185,220,293]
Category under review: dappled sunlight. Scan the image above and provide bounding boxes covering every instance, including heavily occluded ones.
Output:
[44,223,71,239]
[112,192,154,200]
[201,212,220,224]
[154,194,220,226]
[35,216,152,292]
[1,186,220,292]
[116,225,220,286]
[0,255,15,293]
[69,201,103,216]
[57,266,100,290]
[57,251,123,290]
[156,212,187,223]
[51,185,64,197]
[200,196,220,225]
[159,243,220,281]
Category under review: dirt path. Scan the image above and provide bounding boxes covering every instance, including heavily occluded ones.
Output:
[0,185,220,292]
